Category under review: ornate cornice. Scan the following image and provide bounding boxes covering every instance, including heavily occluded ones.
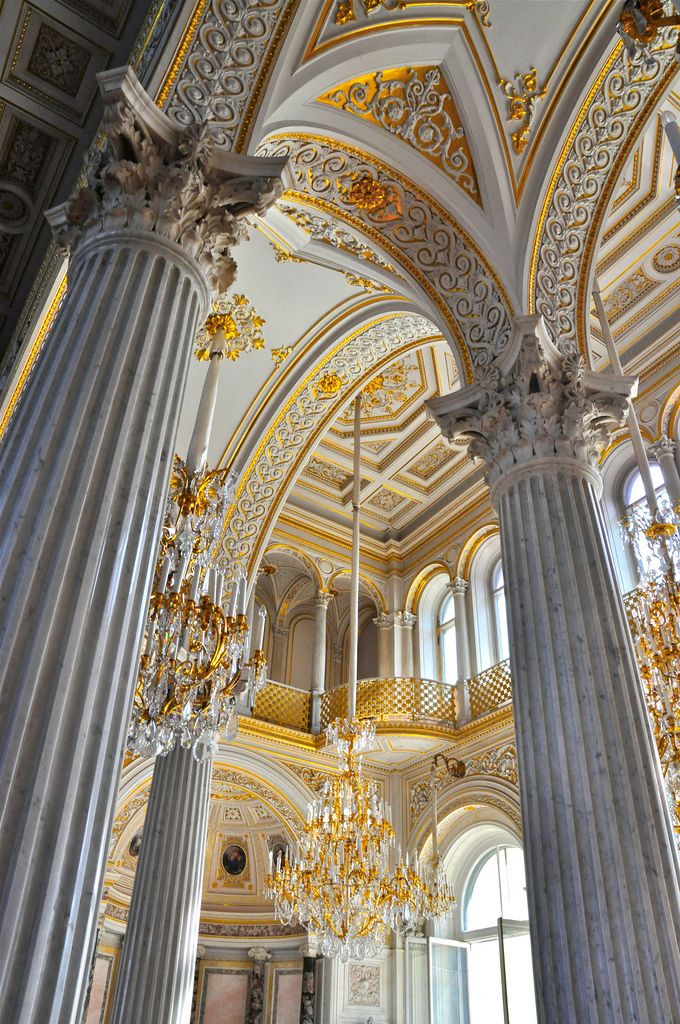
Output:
[530,29,678,356]
[257,133,515,377]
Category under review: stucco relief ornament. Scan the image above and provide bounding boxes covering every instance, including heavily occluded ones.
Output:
[49,68,287,293]
[427,316,635,492]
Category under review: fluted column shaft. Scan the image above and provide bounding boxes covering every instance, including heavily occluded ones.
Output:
[0,231,208,1024]
[428,315,680,1024]
[498,459,680,1022]
[0,65,286,1024]
[109,747,212,1024]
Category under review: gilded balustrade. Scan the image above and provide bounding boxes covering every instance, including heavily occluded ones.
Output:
[319,677,457,731]
[252,680,312,732]
[467,659,513,719]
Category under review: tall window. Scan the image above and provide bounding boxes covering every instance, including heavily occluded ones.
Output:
[491,562,509,662]
[462,844,536,1024]
[438,593,457,684]
[622,465,670,580]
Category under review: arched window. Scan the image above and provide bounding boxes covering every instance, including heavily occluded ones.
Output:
[491,561,509,662]
[464,845,528,931]
[437,592,457,684]
[622,464,670,580]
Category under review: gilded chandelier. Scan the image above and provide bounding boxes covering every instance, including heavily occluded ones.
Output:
[128,313,268,764]
[267,393,454,960]
[622,503,680,835]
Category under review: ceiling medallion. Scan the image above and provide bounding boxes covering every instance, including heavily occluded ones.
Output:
[314,371,345,398]
[195,294,266,361]
[499,67,547,155]
[347,175,389,212]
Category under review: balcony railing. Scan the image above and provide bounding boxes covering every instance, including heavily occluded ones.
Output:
[252,680,312,732]
[467,658,512,719]
[250,663,513,735]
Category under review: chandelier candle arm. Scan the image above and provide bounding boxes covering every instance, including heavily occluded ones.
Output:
[593,279,660,517]
[348,394,362,719]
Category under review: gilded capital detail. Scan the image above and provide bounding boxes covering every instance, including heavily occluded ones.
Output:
[48,67,287,293]
[427,316,635,491]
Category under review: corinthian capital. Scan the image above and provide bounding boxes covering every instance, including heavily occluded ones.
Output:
[649,436,677,460]
[47,66,289,292]
[427,315,635,491]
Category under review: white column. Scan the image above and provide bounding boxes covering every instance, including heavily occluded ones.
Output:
[448,577,471,723]
[399,611,417,676]
[649,436,680,509]
[108,748,212,1024]
[311,590,332,732]
[0,67,286,1024]
[270,625,289,682]
[429,315,680,1024]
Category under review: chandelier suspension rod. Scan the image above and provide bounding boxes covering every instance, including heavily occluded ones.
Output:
[185,329,227,475]
[348,393,362,719]
[593,279,659,517]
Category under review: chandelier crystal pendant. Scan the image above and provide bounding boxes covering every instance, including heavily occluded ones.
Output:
[266,390,455,960]
[127,313,268,764]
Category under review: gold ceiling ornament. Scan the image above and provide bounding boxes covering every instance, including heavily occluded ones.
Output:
[272,243,304,264]
[335,0,405,24]
[195,294,266,362]
[346,174,390,213]
[319,67,480,201]
[466,0,491,29]
[319,67,478,198]
[344,271,387,291]
[499,68,547,155]
[271,346,294,366]
[617,0,680,61]
[313,371,345,398]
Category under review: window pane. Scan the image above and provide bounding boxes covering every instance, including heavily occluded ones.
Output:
[494,587,509,661]
[624,465,664,505]
[465,854,502,930]
[499,847,529,920]
[492,561,504,591]
[430,941,470,1024]
[441,626,458,685]
[501,928,537,1024]
[468,938,504,1024]
[439,593,455,626]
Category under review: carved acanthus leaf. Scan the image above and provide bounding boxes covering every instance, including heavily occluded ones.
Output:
[49,68,286,293]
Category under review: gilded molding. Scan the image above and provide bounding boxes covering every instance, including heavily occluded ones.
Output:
[499,67,546,155]
[530,28,678,355]
[259,133,513,373]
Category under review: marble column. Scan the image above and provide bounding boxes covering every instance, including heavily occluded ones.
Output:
[109,748,212,1024]
[374,613,394,677]
[247,947,271,1024]
[429,315,680,1024]
[310,590,332,732]
[448,576,471,723]
[299,946,317,1024]
[399,611,417,676]
[0,67,286,1024]
[649,435,680,508]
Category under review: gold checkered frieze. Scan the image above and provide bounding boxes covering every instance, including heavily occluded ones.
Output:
[468,659,512,719]
[252,681,311,732]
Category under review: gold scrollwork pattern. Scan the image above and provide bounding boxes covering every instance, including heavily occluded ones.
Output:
[531,26,677,354]
[221,314,439,573]
[259,134,513,368]
[163,0,296,150]
[318,67,480,202]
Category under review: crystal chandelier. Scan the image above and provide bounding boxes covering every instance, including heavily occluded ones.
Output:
[128,316,268,764]
[616,1,680,64]
[424,754,464,920]
[267,392,454,960]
